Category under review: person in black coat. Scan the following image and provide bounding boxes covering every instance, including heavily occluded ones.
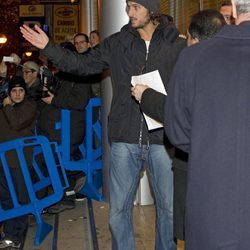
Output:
[131,9,226,241]
[166,1,250,248]
[0,76,37,249]
[36,43,91,201]
[37,58,91,158]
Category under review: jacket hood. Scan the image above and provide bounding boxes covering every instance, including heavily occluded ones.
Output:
[120,21,180,46]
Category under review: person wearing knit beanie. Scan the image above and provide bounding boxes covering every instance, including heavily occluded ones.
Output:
[8,76,27,95]
[5,76,27,105]
[126,0,160,14]
[126,0,162,31]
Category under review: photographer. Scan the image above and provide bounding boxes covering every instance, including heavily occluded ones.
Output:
[0,76,37,249]
[37,65,91,160]
[37,47,91,204]
[21,61,42,102]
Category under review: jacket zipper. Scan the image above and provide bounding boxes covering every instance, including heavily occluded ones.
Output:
[138,43,149,148]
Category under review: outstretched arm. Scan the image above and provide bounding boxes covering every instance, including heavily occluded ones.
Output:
[21,24,109,76]
[20,24,49,49]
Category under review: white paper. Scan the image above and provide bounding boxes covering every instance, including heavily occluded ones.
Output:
[3,56,14,62]
[131,70,167,130]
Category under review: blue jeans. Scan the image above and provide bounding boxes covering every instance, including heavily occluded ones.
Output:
[109,142,176,250]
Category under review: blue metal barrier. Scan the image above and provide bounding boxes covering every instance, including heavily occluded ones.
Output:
[56,97,103,201]
[0,97,103,246]
[0,136,67,246]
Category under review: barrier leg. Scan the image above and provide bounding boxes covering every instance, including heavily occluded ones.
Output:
[34,212,53,246]
[82,183,104,202]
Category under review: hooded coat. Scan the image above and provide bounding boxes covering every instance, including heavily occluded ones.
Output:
[42,22,185,146]
[165,22,250,249]
[0,98,37,169]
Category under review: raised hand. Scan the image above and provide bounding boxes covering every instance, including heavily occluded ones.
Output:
[20,24,49,49]
[0,60,7,76]
[41,90,54,105]
[10,53,21,65]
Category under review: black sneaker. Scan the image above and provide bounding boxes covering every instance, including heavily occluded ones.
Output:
[75,193,86,202]
[65,176,86,197]
[11,241,21,249]
[47,198,75,214]
[0,238,21,249]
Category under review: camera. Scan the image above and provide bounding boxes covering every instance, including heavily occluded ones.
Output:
[39,66,56,98]
[3,56,14,63]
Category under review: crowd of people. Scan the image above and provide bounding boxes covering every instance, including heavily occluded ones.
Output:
[0,30,101,249]
[1,0,249,249]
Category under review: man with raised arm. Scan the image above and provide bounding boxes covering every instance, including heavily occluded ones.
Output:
[20,1,185,249]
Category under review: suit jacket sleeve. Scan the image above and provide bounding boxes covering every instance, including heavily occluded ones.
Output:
[42,39,110,76]
[165,48,194,153]
[140,88,166,123]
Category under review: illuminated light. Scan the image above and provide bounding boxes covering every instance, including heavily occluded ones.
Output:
[25,51,32,57]
[0,34,7,44]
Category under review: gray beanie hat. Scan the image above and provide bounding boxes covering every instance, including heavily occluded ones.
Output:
[126,0,160,14]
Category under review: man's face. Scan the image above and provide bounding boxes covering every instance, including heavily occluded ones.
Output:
[74,35,89,53]
[127,1,150,29]
[220,5,234,25]
[9,87,25,103]
[22,69,38,87]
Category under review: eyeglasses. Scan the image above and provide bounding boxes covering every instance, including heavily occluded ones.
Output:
[74,40,88,46]
[22,70,33,74]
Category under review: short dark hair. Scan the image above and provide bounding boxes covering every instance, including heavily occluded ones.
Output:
[150,12,162,24]
[73,33,89,43]
[160,14,174,25]
[188,9,226,41]
[221,1,232,7]
[90,30,99,37]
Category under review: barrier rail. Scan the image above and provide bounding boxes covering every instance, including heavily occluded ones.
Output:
[0,136,67,246]
[0,97,103,246]
[56,97,103,201]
